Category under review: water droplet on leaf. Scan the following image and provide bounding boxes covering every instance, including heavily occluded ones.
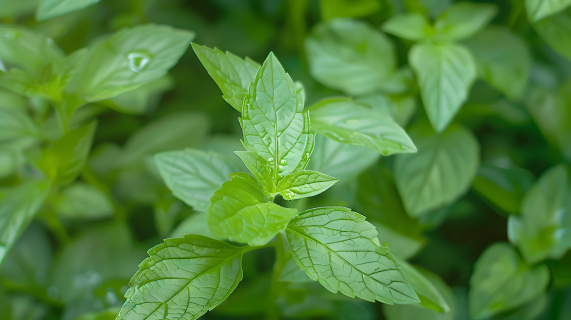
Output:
[280,159,287,165]
[127,51,153,73]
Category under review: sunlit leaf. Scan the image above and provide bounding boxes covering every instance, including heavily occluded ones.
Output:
[526,0,571,22]
[36,0,100,21]
[276,170,338,200]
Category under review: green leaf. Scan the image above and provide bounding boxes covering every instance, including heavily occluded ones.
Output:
[0,104,39,142]
[192,43,260,112]
[279,257,312,283]
[469,243,549,319]
[103,75,173,115]
[285,207,420,304]
[171,212,225,240]
[433,2,497,41]
[356,165,426,260]
[526,0,571,22]
[54,182,113,219]
[36,0,99,21]
[308,97,417,156]
[121,111,209,165]
[320,0,380,21]
[155,149,239,213]
[395,123,479,217]
[472,165,534,215]
[234,150,275,195]
[462,26,531,99]
[276,170,338,200]
[36,121,96,185]
[74,308,120,320]
[533,8,571,60]
[0,180,51,264]
[65,24,194,108]
[117,235,246,320]
[383,13,432,41]
[306,19,402,95]
[508,164,571,264]
[308,133,380,182]
[410,41,476,132]
[527,82,571,160]
[357,93,417,127]
[240,52,314,182]
[398,261,450,313]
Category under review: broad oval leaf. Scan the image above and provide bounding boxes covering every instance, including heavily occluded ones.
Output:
[240,52,314,181]
[462,26,531,100]
[508,164,571,264]
[192,43,260,112]
[36,121,96,185]
[410,41,476,132]
[308,133,380,182]
[308,97,416,156]
[433,2,497,41]
[285,207,420,304]
[36,0,100,21]
[472,165,534,215]
[398,261,450,313]
[469,243,549,319]
[534,8,571,61]
[117,235,245,320]
[395,123,480,217]
[526,0,571,22]
[0,179,51,264]
[65,24,195,106]
[155,149,240,213]
[306,19,402,95]
[276,170,338,200]
[383,13,432,41]
[54,182,113,219]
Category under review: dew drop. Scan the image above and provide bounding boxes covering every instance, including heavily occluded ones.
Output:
[127,51,153,73]
[304,152,310,159]
[280,159,287,165]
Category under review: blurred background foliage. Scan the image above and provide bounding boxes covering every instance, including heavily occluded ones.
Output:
[0,0,571,319]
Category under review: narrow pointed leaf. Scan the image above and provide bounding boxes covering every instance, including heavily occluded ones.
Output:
[36,0,100,21]
[192,43,260,112]
[234,150,275,195]
[276,170,338,200]
[285,207,420,304]
[155,149,240,213]
[398,261,450,313]
[240,52,314,181]
[410,41,476,132]
[116,235,245,320]
[309,97,416,156]
[526,0,571,22]
[533,8,571,60]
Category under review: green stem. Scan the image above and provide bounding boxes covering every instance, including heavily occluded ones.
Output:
[266,232,287,320]
[81,166,127,222]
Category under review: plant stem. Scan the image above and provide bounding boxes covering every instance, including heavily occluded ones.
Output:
[266,232,287,320]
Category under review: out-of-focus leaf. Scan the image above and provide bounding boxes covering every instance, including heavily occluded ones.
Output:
[0,0,39,18]
[308,133,380,183]
[285,207,420,304]
[0,180,50,265]
[526,0,571,22]
[433,2,497,41]
[276,170,338,200]
[170,211,225,240]
[36,0,100,21]
[508,164,571,264]
[410,41,476,132]
[155,149,239,212]
[399,261,450,313]
[308,97,416,156]
[320,0,380,21]
[357,93,417,127]
[121,111,209,165]
[240,52,313,181]
[192,43,260,112]
[383,13,432,41]
[74,308,120,320]
[534,8,571,60]
[65,24,194,117]
[0,104,39,142]
[103,75,173,115]
[54,182,113,219]
[36,121,96,185]
[527,82,571,160]
[469,243,549,319]
[395,123,479,217]
[279,257,312,283]
[462,26,531,99]
[116,235,245,320]
[472,165,534,215]
[356,165,426,260]
[306,19,403,95]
